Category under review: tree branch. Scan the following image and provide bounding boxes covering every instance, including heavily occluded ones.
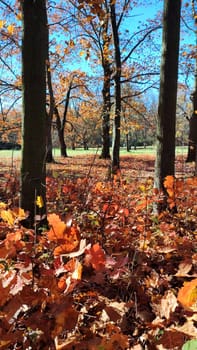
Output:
[122,25,162,64]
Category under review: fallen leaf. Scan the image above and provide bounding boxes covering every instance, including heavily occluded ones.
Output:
[156,329,188,349]
[50,298,79,337]
[177,278,197,310]
[53,226,80,255]
[153,290,178,320]
[101,332,129,350]
[174,313,197,338]
[0,209,15,225]
[176,260,193,277]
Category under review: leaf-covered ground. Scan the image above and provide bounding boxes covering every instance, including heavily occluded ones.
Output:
[0,154,196,350]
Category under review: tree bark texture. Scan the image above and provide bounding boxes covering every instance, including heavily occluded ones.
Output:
[54,106,68,157]
[186,113,197,163]
[46,57,55,163]
[100,63,111,159]
[100,15,111,159]
[186,3,197,168]
[21,0,48,223]
[154,0,181,192]
[110,1,121,172]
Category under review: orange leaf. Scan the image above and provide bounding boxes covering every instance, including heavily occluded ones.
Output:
[84,243,106,271]
[16,12,22,21]
[57,276,66,291]
[47,213,67,241]
[4,231,25,258]
[164,175,174,189]
[177,278,197,310]
[47,214,80,255]
[164,175,175,197]
[53,226,80,256]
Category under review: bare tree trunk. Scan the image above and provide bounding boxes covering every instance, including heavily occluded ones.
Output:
[54,106,68,157]
[186,0,197,173]
[100,15,111,159]
[186,113,197,166]
[55,80,74,157]
[46,111,54,163]
[154,0,181,209]
[110,1,121,173]
[20,0,48,226]
[126,133,130,152]
[100,63,111,159]
[46,58,55,163]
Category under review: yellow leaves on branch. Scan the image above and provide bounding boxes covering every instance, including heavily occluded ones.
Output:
[78,0,105,18]
[7,24,14,35]
[177,278,197,311]
[0,20,5,28]
[0,18,19,35]
[0,20,15,35]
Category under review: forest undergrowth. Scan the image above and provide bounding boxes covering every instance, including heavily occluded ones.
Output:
[0,154,196,350]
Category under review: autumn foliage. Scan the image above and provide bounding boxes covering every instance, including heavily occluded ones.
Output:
[0,154,196,349]
[178,278,197,310]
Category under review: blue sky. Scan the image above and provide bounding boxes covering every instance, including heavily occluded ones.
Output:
[0,0,195,112]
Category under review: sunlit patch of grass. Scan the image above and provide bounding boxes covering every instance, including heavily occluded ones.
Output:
[0,145,187,160]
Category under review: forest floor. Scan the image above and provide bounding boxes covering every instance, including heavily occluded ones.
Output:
[0,153,196,350]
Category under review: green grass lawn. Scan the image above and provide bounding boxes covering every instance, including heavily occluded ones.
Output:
[0,146,187,159]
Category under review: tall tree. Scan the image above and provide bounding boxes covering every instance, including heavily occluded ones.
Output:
[46,57,55,163]
[66,0,112,159]
[186,0,197,174]
[154,0,181,206]
[55,76,74,157]
[53,71,90,156]
[20,0,48,226]
[110,0,121,172]
[99,5,111,159]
